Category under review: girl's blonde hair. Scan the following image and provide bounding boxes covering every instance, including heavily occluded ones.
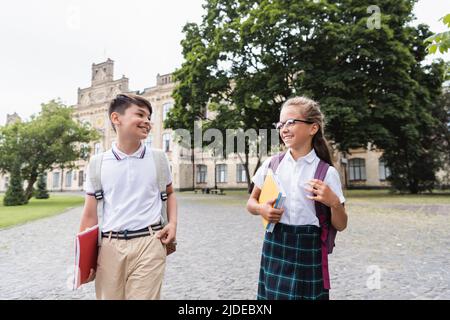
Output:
[281,96,333,166]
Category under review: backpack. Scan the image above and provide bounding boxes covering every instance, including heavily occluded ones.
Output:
[87,148,175,253]
[268,152,337,254]
[267,152,339,289]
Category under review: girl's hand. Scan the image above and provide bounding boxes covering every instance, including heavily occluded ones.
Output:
[259,198,285,223]
[305,179,340,208]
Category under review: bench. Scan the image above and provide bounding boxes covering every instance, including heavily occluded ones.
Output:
[194,188,211,194]
[210,188,225,195]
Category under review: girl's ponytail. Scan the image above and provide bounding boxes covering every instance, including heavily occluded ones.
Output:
[281,96,334,166]
[312,126,333,166]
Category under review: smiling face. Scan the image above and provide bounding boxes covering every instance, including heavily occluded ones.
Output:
[111,103,152,140]
[279,105,319,149]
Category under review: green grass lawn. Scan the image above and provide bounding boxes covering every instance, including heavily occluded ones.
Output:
[179,188,450,205]
[0,195,84,229]
[343,189,450,204]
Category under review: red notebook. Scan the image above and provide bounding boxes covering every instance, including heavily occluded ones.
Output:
[73,225,99,289]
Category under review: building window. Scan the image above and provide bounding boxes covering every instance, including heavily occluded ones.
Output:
[216,164,227,183]
[65,171,72,188]
[236,164,247,183]
[144,134,153,149]
[162,102,173,122]
[197,165,207,183]
[348,158,366,181]
[4,177,9,189]
[379,159,391,181]
[163,133,171,152]
[78,170,84,187]
[53,172,60,189]
[94,143,101,155]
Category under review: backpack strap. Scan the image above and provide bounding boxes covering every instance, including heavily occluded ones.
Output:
[151,149,169,226]
[268,152,286,174]
[88,153,104,246]
[313,159,337,290]
[152,149,177,254]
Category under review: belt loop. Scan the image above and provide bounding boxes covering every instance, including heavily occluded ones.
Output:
[148,226,155,236]
[108,231,112,242]
[116,231,119,240]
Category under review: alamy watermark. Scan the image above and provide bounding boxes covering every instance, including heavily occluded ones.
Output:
[367,5,381,30]
[366,265,382,290]
[172,121,281,160]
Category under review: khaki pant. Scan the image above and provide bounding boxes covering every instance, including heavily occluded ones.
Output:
[95,230,166,300]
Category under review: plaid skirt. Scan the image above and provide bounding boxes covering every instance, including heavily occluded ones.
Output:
[257,223,329,300]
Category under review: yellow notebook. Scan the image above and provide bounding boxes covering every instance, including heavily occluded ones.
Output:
[258,169,286,232]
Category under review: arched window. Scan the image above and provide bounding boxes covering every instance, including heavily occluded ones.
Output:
[65,171,72,188]
[236,164,247,183]
[348,158,366,181]
[162,102,173,121]
[163,133,171,152]
[216,164,228,183]
[53,172,60,189]
[197,165,207,183]
[379,159,391,181]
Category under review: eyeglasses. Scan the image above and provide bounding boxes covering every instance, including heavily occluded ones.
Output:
[275,118,314,130]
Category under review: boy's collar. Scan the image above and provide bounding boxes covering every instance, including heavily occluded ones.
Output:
[112,142,146,160]
[286,148,317,164]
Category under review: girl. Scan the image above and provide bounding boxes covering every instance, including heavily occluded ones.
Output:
[246,96,347,300]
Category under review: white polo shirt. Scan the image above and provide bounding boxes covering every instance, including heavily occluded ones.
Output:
[85,142,172,232]
[252,148,345,227]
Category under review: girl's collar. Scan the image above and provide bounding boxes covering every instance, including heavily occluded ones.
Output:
[287,148,317,163]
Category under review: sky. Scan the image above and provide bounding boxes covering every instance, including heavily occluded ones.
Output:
[0,0,449,125]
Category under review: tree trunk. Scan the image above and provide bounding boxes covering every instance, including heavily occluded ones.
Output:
[25,173,38,200]
[245,151,252,194]
[191,148,195,190]
[25,170,38,201]
[60,168,64,192]
[409,178,419,194]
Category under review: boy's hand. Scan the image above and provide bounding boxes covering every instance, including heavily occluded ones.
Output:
[259,198,284,223]
[305,179,340,208]
[86,268,96,283]
[156,222,177,244]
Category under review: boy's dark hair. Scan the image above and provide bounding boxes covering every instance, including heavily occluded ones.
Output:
[108,94,152,132]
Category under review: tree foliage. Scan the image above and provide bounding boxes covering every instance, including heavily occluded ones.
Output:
[167,0,449,193]
[0,99,99,200]
[3,162,27,206]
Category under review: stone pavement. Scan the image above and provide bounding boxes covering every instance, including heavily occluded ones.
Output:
[0,193,449,300]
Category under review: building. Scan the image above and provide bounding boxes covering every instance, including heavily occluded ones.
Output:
[1,59,401,193]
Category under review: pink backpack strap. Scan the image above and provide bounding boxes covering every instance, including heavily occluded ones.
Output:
[313,160,337,290]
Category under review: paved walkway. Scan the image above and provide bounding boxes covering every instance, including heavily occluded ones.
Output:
[0,193,449,299]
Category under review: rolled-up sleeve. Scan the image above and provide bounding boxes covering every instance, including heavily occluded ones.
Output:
[324,166,346,204]
[251,157,272,189]
[84,165,95,196]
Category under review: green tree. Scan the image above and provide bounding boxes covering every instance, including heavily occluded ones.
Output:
[3,162,27,206]
[168,0,448,193]
[35,173,50,199]
[0,99,99,200]
[425,13,450,54]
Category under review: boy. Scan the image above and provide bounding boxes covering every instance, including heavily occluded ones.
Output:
[78,93,177,300]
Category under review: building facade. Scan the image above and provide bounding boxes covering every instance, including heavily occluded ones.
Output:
[0,59,400,192]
